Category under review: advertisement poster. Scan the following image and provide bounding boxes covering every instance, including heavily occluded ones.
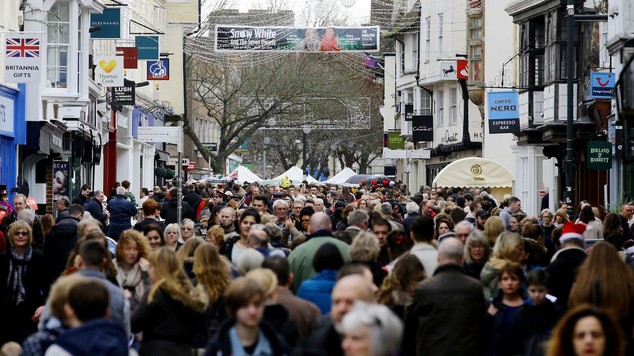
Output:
[215,25,379,52]
[52,161,69,201]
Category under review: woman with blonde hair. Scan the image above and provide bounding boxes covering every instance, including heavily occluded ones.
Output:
[114,229,151,312]
[351,231,387,288]
[568,242,634,353]
[463,230,491,280]
[132,247,208,355]
[554,208,570,227]
[483,216,505,246]
[193,243,232,346]
[163,223,181,251]
[176,237,204,279]
[480,231,525,299]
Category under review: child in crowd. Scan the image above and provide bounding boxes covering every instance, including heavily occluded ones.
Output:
[0,191,12,215]
[486,262,526,356]
[511,269,565,356]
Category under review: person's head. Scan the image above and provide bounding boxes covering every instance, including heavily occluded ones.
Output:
[313,242,345,272]
[239,208,261,239]
[17,208,35,226]
[508,197,522,213]
[379,202,392,217]
[540,209,554,225]
[251,194,269,214]
[80,184,91,197]
[77,239,107,270]
[435,216,454,237]
[548,304,624,356]
[569,241,634,319]
[526,269,550,305]
[42,215,56,234]
[67,204,84,219]
[314,198,324,212]
[272,199,288,220]
[180,218,195,241]
[292,200,304,217]
[555,208,570,224]
[206,225,225,247]
[410,216,434,243]
[219,207,236,229]
[453,220,473,243]
[56,196,70,212]
[347,209,369,230]
[115,186,125,196]
[559,222,586,248]
[164,223,181,247]
[7,220,32,250]
[464,229,491,264]
[437,237,464,265]
[350,231,381,263]
[76,217,101,240]
[121,180,131,190]
[224,277,266,328]
[309,212,332,234]
[262,255,292,288]
[246,268,278,301]
[143,223,164,249]
[93,190,105,202]
[47,274,86,325]
[236,248,264,275]
[193,244,231,304]
[509,215,520,232]
[620,203,634,220]
[498,262,524,296]
[142,199,160,217]
[299,207,315,231]
[372,217,392,246]
[377,253,425,305]
[421,200,435,216]
[405,201,419,215]
[492,231,524,262]
[140,187,149,198]
[341,302,403,356]
[483,216,505,245]
[247,227,269,249]
[64,279,109,326]
[331,274,376,331]
[116,229,149,267]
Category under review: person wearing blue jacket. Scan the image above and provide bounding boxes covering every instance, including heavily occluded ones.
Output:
[107,186,137,241]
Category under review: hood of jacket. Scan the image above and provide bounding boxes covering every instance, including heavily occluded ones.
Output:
[53,319,129,356]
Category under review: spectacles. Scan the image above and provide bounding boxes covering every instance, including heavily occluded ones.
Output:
[182,227,193,231]
[14,231,28,236]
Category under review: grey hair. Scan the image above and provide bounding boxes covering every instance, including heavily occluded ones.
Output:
[181,218,195,228]
[455,220,475,233]
[347,210,369,227]
[406,201,419,214]
[57,196,70,208]
[77,217,101,240]
[165,223,182,240]
[272,199,288,209]
[314,198,324,205]
[236,249,264,275]
[341,301,403,356]
[310,212,331,231]
[463,230,491,264]
[438,237,465,265]
[379,202,392,215]
[17,209,35,225]
[116,186,126,196]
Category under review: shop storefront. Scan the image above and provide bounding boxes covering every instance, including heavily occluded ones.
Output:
[0,85,25,198]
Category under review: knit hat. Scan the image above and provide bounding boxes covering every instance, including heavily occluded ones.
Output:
[560,222,586,243]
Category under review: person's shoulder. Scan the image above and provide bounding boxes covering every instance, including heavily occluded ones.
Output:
[44,344,72,356]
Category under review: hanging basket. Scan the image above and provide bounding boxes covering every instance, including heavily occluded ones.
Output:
[164,169,175,180]
[155,166,167,178]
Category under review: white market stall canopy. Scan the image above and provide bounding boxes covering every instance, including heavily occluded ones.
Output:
[226,166,262,184]
[262,166,318,185]
[432,157,513,188]
[323,167,357,185]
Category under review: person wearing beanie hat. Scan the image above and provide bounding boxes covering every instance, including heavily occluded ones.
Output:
[545,222,588,308]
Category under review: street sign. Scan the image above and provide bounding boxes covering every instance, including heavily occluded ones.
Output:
[137,126,183,150]
[590,72,615,99]
[187,162,196,171]
[441,62,457,80]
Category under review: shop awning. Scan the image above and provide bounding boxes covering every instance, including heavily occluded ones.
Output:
[432,157,513,188]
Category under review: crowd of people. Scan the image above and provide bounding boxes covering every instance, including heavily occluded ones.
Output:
[1,180,634,356]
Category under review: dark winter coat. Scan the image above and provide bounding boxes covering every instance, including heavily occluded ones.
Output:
[45,215,79,280]
[133,218,166,233]
[485,289,527,356]
[510,299,565,356]
[49,319,129,356]
[545,247,586,308]
[84,198,108,228]
[161,198,195,225]
[107,195,137,237]
[403,263,486,356]
[291,317,342,356]
[204,319,289,356]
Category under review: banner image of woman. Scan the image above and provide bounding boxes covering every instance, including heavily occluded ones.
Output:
[52,161,69,201]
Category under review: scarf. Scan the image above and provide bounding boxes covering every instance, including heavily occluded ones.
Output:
[6,246,33,306]
[115,260,148,300]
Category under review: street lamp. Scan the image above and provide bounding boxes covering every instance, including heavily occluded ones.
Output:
[302,127,311,175]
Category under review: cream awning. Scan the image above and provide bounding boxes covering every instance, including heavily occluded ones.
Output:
[432,157,513,188]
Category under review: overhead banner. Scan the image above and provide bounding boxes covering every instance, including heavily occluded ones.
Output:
[387,132,405,149]
[116,46,138,69]
[4,33,42,83]
[94,54,123,87]
[112,84,135,105]
[135,36,159,60]
[412,115,433,142]
[147,58,169,80]
[215,25,380,52]
[487,91,520,134]
[90,8,121,39]
[404,104,413,121]
[590,72,615,99]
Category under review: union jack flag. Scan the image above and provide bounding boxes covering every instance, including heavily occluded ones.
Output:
[5,38,40,58]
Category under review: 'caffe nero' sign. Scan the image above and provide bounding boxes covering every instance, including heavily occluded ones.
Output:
[587,141,612,170]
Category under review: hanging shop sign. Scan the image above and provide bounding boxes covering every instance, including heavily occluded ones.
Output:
[387,132,405,149]
[590,72,615,99]
[135,36,159,60]
[3,33,42,83]
[147,58,169,80]
[94,54,123,87]
[112,83,135,105]
[412,115,433,142]
[487,91,520,134]
[587,141,612,170]
[90,8,121,39]
[116,47,138,69]
[404,104,413,121]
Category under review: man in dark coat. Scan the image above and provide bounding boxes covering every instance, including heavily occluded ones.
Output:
[84,191,109,232]
[182,184,201,215]
[107,187,137,241]
[545,222,588,308]
[55,196,70,223]
[403,237,486,356]
[72,184,91,206]
[46,204,83,280]
[161,187,195,225]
